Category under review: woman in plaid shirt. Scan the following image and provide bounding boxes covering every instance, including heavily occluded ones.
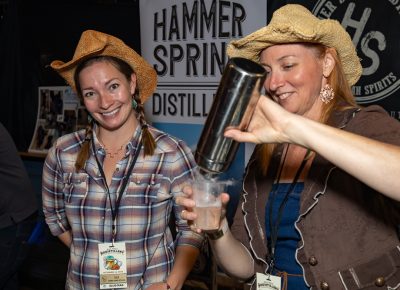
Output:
[42,30,204,290]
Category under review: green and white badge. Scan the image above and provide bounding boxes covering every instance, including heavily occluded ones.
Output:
[256,272,281,290]
[98,242,128,289]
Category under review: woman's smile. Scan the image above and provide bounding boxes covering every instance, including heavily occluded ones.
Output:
[101,107,121,117]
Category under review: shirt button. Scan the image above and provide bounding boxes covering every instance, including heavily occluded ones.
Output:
[308,256,318,266]
[116,167,120,172]
[375,277,385,287]
[320,281,329,290]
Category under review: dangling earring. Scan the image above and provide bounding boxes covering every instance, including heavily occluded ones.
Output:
[132,99,138,110]
[319,84,335,104]
[87,114,93,124]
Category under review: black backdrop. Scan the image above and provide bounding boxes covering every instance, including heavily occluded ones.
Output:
[0,0,141,150]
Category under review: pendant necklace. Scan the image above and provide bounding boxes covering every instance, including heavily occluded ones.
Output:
[101,134,132,159]
[104,145,124,159]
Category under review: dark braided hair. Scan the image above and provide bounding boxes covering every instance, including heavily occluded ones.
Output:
[73,55,156,171]
[133,92,155,156]
[75,120,94,171]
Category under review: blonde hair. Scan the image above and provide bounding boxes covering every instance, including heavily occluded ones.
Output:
[74,56,156,171]
[257,43,360,175]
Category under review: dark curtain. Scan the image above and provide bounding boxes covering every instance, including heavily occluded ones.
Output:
[0,0,141,151]
[0,0,39,151]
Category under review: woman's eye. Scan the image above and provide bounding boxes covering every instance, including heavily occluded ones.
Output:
[110,83,119,90]
[283,64,294,70]
[83,91,94,98]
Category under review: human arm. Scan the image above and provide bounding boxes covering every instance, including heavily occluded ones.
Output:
[176,190,255,280]
[224,96,400,201]
[209,217,255,279]
[145,245,199,290]
[0,123,37,224]
[42,146,72,243]
[149,141,203,290]
[57,231,72,248]
[165,245,199,290]
[158,199,202,290]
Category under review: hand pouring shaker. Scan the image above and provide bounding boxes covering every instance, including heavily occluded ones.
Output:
[195,57,266,175]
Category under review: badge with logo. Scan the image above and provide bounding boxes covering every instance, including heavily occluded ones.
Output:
[256,273,281,290]
[98,243,127,289]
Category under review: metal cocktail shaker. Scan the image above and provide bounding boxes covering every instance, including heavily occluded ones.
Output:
[195,57,266,175]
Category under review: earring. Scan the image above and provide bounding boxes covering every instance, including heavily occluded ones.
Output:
[319,84,335,104]
[132,99,138,110]
[87,114,93,124]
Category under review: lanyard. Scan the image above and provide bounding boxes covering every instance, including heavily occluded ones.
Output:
[268,146,310,274]
[91,137,142,245]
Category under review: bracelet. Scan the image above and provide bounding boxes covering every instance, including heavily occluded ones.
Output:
[206,218,229,240]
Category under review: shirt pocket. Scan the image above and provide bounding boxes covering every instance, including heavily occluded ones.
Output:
[62,172,89,203]
[124,173,168,204]
[338,246,400,289]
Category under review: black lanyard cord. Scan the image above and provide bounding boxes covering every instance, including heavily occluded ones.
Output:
[91,138,142,244]
[268,146,310,273]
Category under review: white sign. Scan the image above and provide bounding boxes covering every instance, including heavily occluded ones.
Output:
[140,0,267,124]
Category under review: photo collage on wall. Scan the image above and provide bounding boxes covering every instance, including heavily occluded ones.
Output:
[29,86,88,154]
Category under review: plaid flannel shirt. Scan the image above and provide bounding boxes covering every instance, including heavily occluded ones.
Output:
[42,125,203,289]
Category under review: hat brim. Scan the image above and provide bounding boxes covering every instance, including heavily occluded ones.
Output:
[226,4,362,86]
[51,30,157,103]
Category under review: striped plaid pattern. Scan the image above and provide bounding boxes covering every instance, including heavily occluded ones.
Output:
[42,125,203,289]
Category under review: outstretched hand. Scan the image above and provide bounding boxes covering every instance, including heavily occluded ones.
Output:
[176,185,230,234]
[224,95,293,144]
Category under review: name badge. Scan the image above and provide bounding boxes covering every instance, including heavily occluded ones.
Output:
[256,272,281,290]
[98,242,128,289]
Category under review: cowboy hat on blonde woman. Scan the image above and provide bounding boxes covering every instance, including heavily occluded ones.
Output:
[176,4,400,290]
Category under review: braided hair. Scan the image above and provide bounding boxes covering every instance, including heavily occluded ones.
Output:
[133,92,156,156]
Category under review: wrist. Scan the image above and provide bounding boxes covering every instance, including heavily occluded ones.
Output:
[205,218,229,240]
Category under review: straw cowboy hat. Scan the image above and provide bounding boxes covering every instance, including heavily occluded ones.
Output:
[51,30,157,103]
[227,4,362,86]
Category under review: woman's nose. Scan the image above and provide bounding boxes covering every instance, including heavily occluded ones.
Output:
[265,71,284,92]
[99,92,113,109]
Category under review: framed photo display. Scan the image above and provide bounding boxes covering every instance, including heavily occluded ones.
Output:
[29,86,88,154]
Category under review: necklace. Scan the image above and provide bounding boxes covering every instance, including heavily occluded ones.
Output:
[104,145,124,159]
[98,131,133,159]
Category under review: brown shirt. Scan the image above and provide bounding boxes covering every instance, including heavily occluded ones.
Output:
[232,105,400,289]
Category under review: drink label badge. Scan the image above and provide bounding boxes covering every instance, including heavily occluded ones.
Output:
[256,273,281,290]
[98,242,128,289]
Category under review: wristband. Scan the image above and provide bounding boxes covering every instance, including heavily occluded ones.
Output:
[206,218,229,240]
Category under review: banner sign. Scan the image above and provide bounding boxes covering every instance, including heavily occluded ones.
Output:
[140,0,267,189]
[282,0,400,120]
[141,0,267,124]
